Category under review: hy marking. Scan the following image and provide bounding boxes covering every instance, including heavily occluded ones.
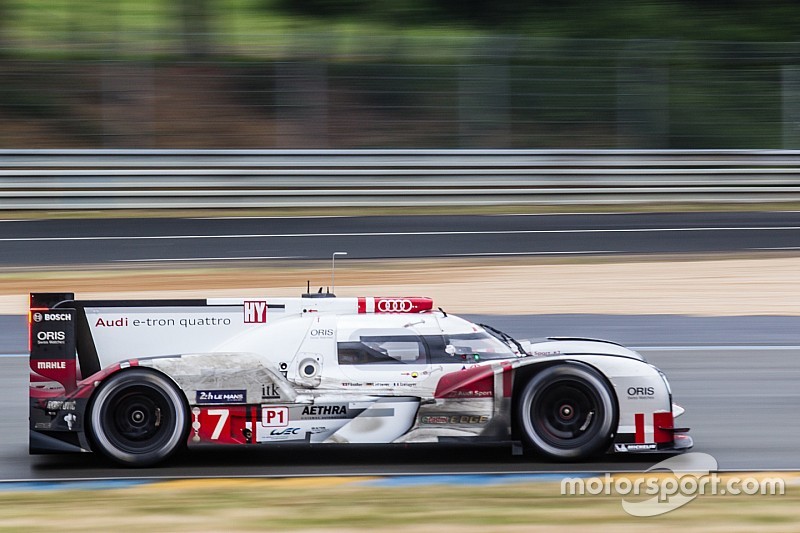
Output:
[2,226,800,243]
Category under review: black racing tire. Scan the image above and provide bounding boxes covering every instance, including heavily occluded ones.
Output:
[517,364,616,461]
[88,369,189,467]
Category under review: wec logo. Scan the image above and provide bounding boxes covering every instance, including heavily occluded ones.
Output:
[244,301,268,323]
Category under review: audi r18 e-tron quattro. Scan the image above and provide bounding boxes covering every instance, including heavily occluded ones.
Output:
[29,291,691,466]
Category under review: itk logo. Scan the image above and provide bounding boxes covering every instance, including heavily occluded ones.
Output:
[244,301,268,323]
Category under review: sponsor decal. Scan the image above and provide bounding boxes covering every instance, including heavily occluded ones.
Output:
[449,415,490,424]
[421,415,489,425]
[262,407,289,427]
[35,331,66,344]
[36,361,66,370]
[34,422,52,430]
[310,427,328,434]
[45,400,77,411]
[244,301,268,323]
[420,415,449,425]
[434,366,494,399]
[31,310,74,354]
[196,390,247,404]
[627,386,656,399]
[261,383,281,400]
[63,413,77,431]
[95,317,232,328]
[615,443,658,452]
[301,405,347,419]
[354,382,419,388]
[376,299,414,312]
[448,390,492,398]
[534,350,562,356]
[270,427,301,436]
[358,297,433,314]
[310,329,334,337]
[34,312,72,322]
[95,317,129,327]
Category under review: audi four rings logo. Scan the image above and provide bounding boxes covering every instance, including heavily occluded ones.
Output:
[377,299,414,312]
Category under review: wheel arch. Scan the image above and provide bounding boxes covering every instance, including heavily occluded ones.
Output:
[85,365,192,461]
[508,359,620,445]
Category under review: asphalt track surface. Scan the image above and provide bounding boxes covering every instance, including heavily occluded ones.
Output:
[2,211,800,265]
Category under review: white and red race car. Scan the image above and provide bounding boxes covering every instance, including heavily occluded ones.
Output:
[29,291,691,466]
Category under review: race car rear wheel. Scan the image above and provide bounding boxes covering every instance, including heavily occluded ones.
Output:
[88,369,188,467]
[517,364,616,461]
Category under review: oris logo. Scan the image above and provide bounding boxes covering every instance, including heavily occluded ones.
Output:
[627,386,655,397]
[37,331,65,342]
[376,299,413,312]
[310,329,334,337]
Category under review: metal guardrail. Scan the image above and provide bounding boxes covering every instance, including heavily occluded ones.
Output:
[1,150,800,209]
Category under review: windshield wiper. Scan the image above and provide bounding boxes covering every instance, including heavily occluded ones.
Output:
[478,323,528,356]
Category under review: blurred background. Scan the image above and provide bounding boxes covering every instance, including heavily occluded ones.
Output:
[1,0,799,149]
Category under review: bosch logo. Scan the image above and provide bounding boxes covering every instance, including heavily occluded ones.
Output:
[376,299,413,312]
[37,313,72,322]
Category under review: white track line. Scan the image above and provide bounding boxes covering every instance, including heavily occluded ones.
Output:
[2,226,800,242]
[114,256,304,262]
[445,250,620,257]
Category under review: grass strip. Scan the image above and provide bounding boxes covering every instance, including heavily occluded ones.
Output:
[0,478,796,532]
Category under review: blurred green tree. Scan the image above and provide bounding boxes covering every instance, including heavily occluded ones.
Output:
[178,0,213,57]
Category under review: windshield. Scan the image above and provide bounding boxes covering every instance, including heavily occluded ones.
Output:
[441,332,518,362]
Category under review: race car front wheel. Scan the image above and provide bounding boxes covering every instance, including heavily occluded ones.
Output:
[88,369,188,467]
[517,364,616,461]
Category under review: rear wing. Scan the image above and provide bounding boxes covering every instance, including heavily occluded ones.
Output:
[29,293,78,394]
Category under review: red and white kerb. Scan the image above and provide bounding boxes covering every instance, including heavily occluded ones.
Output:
[357,297,433,314]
